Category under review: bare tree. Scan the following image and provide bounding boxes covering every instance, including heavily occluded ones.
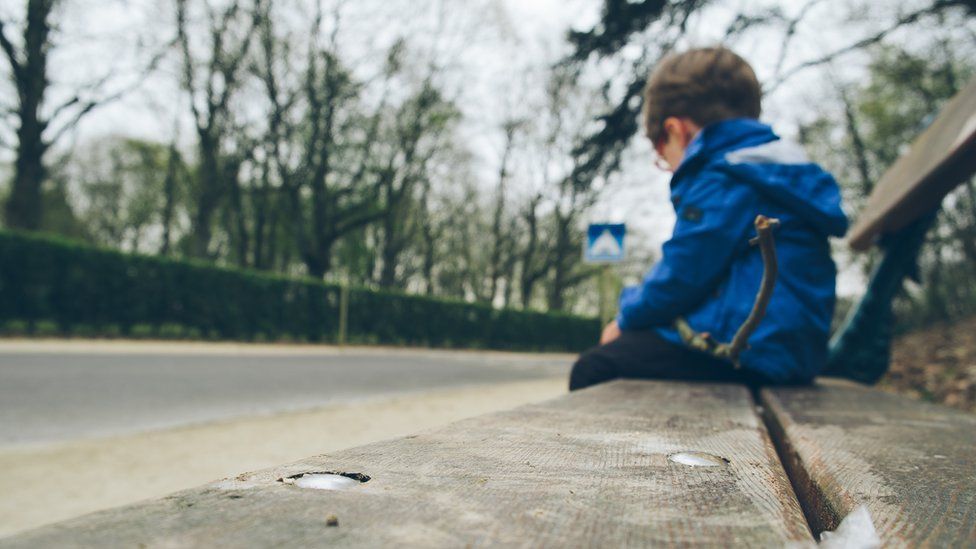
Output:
[546,176,599,311]
[175,0,263,258]
[375,80,456,289]
[412,145,478,298]
[484,119,522,303]
[256,5,393,279]
[520,66,602,312]
[0,0,138,229]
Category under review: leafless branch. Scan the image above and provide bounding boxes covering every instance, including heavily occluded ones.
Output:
[212,0,263,118]
[722,9,781,41]
[667,0,709,35]
[44,41,170,147]
[0,18,23,83]
[46,71,114,122]
[334,206,386,235]
[176,0,203,127]
[765,0,967,94]
[772,0,825,81]
[675,215,780,367]
[729,216,781,359]
[44,95,100,146]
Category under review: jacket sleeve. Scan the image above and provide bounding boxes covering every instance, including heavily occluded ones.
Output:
[616,170,758,331]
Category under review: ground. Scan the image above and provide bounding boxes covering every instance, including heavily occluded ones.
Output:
[881,316,976,412]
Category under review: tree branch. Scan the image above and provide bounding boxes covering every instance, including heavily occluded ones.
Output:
[44,40,169,147]
[176,0,204,128]
[46,70,113,122]
[675,215,780,367]
[771,0,825,80]
[0,18,23,83]
[334,205,386,236]
[44,96,98,147]
[213,0,263,118]
[765,0,970,93]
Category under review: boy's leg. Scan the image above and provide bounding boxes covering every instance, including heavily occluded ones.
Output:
[569,329,760,391]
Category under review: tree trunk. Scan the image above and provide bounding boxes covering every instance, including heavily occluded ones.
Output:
[487,125,516,304]
[228,165,250,268]
[303,239,333,279]
[189,133,222,258]
[519,196,547,309]
[422,233,436,296]
[2,0,54,230]
[378,178,402,289]
[7,129,45,229]
[418,180,437,296]
[547,212,574,312]
[160,140,179,255]
[839,86,873,201]
[251,159,271,269]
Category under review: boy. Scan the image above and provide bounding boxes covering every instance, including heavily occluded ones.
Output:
[570,47,847,391]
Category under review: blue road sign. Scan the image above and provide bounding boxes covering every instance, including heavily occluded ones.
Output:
[585,223,626,263]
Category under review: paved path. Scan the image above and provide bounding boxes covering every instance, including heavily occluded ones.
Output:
[0,341,572,446]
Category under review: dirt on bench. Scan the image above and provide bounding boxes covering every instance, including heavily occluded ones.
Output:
[880,315,976,413]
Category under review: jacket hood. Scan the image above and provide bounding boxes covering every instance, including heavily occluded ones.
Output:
[676,118,849,237]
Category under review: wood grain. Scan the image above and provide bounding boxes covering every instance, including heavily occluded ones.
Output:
[848,76,976,250]
[762,381,976,547]
[3,381,811,548]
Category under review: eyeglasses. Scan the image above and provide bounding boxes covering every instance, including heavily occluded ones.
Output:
[652,154,671,171]
[650,131,671,171]
[650,142,671,171]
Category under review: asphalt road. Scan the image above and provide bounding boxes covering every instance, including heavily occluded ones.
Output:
[0,344,572,447]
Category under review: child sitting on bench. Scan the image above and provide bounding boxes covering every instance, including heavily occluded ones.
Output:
[570,47,848,391]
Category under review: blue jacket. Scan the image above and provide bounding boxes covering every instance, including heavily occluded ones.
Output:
[616,118,848,383]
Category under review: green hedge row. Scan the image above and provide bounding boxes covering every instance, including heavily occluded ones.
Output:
[0,230,599,352]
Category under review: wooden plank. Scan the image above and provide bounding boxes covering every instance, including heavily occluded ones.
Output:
[848,76,976,250]
[761,381,976,546]
[4,381,811,547]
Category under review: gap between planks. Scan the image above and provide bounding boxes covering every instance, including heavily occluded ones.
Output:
[750,385,836,538]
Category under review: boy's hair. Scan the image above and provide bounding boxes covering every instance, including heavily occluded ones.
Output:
[642,47,762,143]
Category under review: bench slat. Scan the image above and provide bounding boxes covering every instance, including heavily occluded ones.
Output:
[848,76,976,250]
[4,381,811,547]
[761,382,976,546]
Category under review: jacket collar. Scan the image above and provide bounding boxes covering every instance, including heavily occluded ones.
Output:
[671,118,777,186]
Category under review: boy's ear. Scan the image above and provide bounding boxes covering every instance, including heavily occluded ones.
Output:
[662,117,699,147]
[662,117,681,142]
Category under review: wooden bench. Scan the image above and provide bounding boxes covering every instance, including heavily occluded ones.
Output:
[5,380,974,547]
[2,381,814,547]
[762,381,976,545]
[825,75,976,383]
[5,77,976,549]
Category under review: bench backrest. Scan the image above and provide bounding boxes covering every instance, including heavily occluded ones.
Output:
[848,77,976,250]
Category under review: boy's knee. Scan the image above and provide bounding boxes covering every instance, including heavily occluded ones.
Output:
[569,348,617,392]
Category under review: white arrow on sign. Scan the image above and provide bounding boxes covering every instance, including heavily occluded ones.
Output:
[590,229,622,258]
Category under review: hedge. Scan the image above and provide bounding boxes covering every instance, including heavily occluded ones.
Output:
[0,230,599,352]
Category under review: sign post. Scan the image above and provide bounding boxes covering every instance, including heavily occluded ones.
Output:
[338,279,349,346]
[598,265,612,327]
[584,223,626,330]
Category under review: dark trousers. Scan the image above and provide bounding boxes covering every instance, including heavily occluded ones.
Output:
[569,329,771,391]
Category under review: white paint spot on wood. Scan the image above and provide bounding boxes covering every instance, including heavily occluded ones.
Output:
[668,451,728,467]
[279,471,371,491]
